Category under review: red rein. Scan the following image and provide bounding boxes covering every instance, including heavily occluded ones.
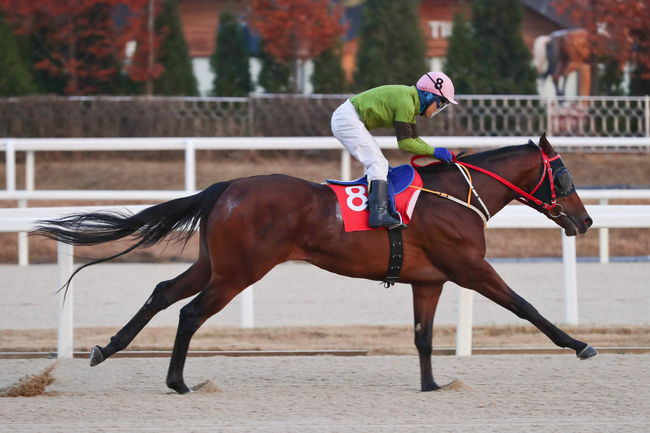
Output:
[411,149,563,216]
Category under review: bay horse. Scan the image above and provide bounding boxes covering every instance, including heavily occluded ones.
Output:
[34,133,596,394]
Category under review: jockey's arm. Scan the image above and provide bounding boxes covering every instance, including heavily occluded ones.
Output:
[394,121,435,156]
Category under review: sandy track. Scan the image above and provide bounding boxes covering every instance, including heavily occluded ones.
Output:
[1,261,649,431]
[1,354,649,432]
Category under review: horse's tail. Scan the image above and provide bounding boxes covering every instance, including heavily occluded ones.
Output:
[533,35,551,76]
[34,181,231,289]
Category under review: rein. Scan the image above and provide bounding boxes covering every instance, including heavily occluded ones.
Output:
[411,148,565,222]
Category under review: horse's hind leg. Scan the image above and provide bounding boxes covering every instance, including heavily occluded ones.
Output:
[457,259,596,359]
[165,277,248,394]
[89,258,211,366]
[412,283,444,391]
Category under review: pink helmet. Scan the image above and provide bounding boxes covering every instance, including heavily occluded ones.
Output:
[416,71,458,105]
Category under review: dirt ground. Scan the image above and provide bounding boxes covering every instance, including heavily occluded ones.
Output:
[2,324,649,354]
[1,355,649,432]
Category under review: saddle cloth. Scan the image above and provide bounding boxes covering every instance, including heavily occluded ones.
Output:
[325,164,423,232]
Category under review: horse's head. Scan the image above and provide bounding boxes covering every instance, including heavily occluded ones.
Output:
[536,133,593,236]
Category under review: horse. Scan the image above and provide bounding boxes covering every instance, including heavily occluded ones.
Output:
[533,29,591,96]
[34,133,596,394]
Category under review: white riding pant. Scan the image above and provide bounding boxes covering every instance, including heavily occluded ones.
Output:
[331,99,388,181]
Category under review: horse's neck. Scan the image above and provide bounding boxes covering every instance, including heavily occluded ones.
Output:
[419,147,541,217]
[471,147,542,215]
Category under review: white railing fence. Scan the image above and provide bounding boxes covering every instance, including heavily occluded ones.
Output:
[3,136,650,194]
[1,203,649,358]
[2,136,649,266]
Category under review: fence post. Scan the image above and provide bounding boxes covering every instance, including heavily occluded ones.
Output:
[599,198,609,264]
[247,94,254,136]
[57,242,74,359]
[546,97,553,135]
[17,224,28,266]
[17,151,35,266]
[240,285,254,328]
[25,150,35,191]
[644,95,650,137]
[341,150,351,181]
[4,140,28,265]
[184,138,196,192]
[5,139,15,191]
[455,288,473,356]
[562,232,578,325]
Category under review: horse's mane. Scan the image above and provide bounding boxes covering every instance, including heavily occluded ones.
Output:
[415,141,538,175]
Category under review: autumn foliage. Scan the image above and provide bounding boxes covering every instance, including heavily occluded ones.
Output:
[124,1,166,87]
[0,0,164,95]
[249,0,345,66]
[553,0,650,72]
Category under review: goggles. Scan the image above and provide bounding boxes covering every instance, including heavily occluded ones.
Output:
[427,94,450,118]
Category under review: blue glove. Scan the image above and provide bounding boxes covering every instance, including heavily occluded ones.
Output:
[433,147,454,163]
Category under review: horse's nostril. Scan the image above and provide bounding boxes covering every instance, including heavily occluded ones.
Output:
[585,217,593,228]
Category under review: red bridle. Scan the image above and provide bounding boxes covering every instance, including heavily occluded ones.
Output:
[411,148,565,217]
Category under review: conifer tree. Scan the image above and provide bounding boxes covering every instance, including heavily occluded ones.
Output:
[258,44,291,93]
[467,0,536,94]
[249,0,344,93]
[443,14,476,94]
[311,42,346,93]
[153,0,198,95]
[80,2,130,95]
[353,0,427,91]
[0,16,37,96]
[0,0,140,95]
[210,12,252,96]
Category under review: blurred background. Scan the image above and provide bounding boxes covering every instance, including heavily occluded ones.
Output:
[0,0,648,263]
[0,0,648,136]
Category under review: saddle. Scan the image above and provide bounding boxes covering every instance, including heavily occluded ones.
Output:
[325,165,423,232]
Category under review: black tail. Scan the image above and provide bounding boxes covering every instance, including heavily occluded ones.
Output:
[34,181,231,290]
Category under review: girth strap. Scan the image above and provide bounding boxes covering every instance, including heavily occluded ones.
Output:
[383,227,404,287]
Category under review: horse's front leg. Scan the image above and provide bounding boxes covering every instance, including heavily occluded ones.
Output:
[456,258,597,359]
[412,283,444,391]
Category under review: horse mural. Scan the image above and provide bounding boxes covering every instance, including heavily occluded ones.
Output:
[34,133,597,394]
[534,28,591,96]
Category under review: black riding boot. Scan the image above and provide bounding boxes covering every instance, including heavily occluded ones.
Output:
[368,180,401,228]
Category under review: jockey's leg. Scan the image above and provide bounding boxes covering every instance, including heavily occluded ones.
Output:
[331,100,399,228]
[368,179,400,228]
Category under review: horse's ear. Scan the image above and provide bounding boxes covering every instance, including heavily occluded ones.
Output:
[538,132,556,155]
[539,132,549,146]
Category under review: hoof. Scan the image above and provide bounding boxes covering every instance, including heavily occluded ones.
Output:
[89,346,104,367]
[421,383,441,392]
[167,381,192,395]
[577,344,598,360]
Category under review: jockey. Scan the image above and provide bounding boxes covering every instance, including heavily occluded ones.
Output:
[331,71,458,228]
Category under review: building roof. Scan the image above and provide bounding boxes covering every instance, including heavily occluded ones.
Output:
[520,0,576,29]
